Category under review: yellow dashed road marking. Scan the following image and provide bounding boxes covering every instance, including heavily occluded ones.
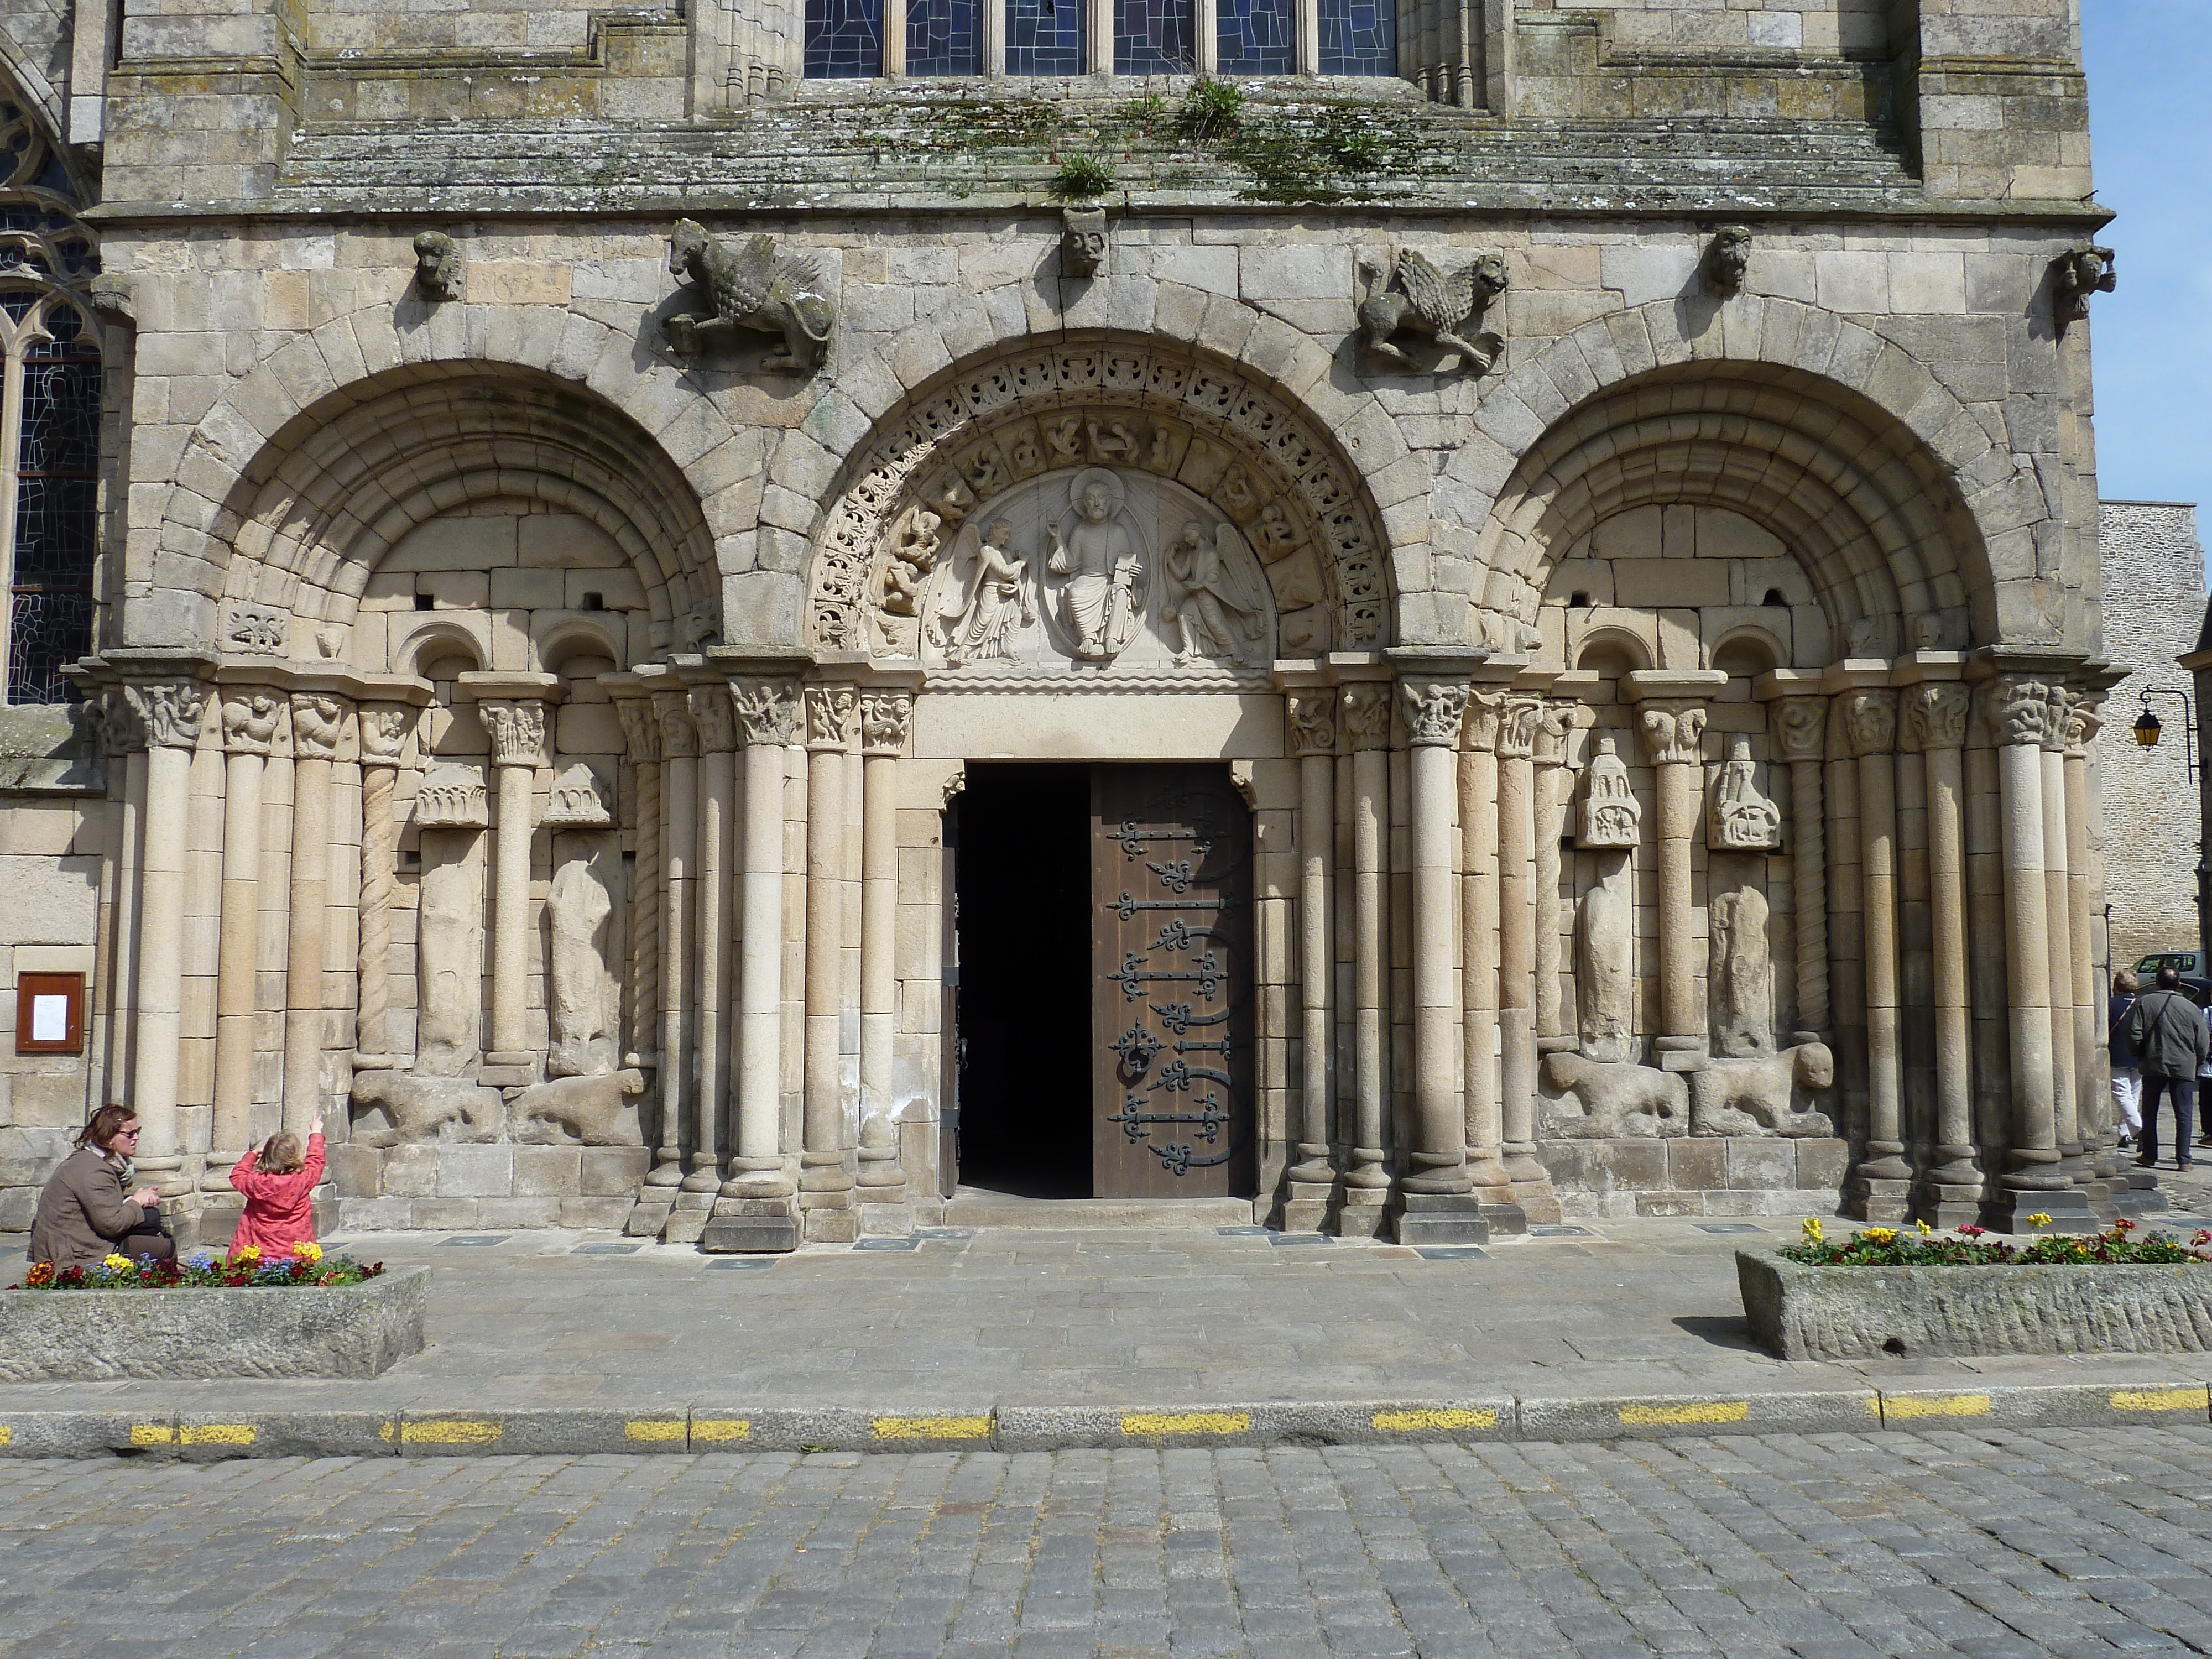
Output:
[1884,1394,1991,1420]
[2111,1388,2208,1413]
[400,1420,503,1445]
[129,1424,175,1447]
[1618,1401,1750,1427]
[873,1415,991,1441]
[180,1424,256,1446]
[624,1420,687,1442]
[1373,1408,1498,1433]
[691,1418,752,1443]
[1121,1412,1250,1437]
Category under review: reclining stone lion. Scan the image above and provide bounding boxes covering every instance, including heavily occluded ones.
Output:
[348,1070,503,1149]
[1539,1051,1689,1139]
[1687,1042,1836,1138]
[509,1069,647,1147]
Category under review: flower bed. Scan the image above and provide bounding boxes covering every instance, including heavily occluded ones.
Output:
[0,1262,424,1382]
[1741,1219,2212,1361]
[11,1243,384,1292]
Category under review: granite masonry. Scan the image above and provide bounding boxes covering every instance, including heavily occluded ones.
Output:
[0,0,2151,1249]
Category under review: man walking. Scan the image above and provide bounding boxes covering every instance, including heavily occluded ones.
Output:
[2110,967,2142,1150]
[2126,967,2208,1171]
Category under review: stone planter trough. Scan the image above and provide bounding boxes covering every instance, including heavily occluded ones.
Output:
[0,1267,426,1381]
[1738,1250,2212,1361]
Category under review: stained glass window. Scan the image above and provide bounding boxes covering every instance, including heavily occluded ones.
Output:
[7,304,101,705]
[1217,0,1292,73]
[1319,0,1393,74]
[805,0,883,79]
[1114,0,1193,72]
[1005,0,1083,75]
[909,0,983,74]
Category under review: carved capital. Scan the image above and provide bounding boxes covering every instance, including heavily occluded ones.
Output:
[730,676,801,747]
[221,690,284,757]
[1461,688,1506,753]
[1635,701,1705,767]
[1981,675,2051,749]
[2064,690,2104,756]
[614,696,661,763]
[2039,684,2074,753]
[98,691,147,757]
[1532,700,1574,768]
[478,698,550,769]
[1339,682,1391,751]
[859,690,914,757]
[358,703,414,766]
[1906,682,1971,753]
[1769,695,1827,765]
[289,692,348,762]
[128,681,208,752]
[1400,679,1469,748]
[653,691,698,759]
[805,683,858,752]
[688,685,737,753]
[1495,695,1545,761]
[1284,688,1337,758]
[1838,689,1897,758]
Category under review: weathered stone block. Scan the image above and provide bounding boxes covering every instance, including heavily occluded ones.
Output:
[558,1196,636,1230]
[477,1197,561,1228]
[513,1146,581,1197]
[1726,1137,1796,1191]
[435,1145,515,1197]
[1602,1139,1670,1192]
[408,1198,481,1230]
[326,1144,382,1199]
[1794,1139,1851,1191]
[1665,1138,1726,1192]
[378,1143,439,1198]
[580,1146,651,1196]
[1634,1190,1703,1217]
[0,1268,425,1380]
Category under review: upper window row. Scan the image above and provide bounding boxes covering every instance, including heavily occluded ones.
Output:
[805,0,1395,79]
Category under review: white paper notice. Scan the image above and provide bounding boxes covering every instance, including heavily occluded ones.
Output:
[29,994,67,1042]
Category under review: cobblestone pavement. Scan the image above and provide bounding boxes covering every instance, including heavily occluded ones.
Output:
[8,1428,2212,1659]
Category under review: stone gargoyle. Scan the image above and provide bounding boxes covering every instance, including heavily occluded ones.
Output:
[1357,248,1507,374]
[662,219,836,372]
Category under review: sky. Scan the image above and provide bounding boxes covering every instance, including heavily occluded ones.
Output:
[2079,0,2212,508]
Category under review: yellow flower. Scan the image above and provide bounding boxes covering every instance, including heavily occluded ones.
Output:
[1800,1217,1825,1243]
[233,1245,261,1263]
[2027,1213,2053,1229]
[294,1241,322,1265]
[102,1254,131,1271]
[1914,1220,1933,1237]
[1861,1227,1898,1245]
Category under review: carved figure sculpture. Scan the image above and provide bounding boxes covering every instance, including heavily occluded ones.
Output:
[1709,738,1782,850]
[1578,852,1637,1062]
[415,854,482,1073]
[932,519,1035,665]
[1356,248,1507,374]
[348,1070,503,1149]
[2052,244,2116,333]
[1707,225,1752,295]
[1687,1042,1836,1138]
[1540,1052,1689,1139]
[412,230,461,300]
[1708,880,1773,1058]
[1577,735,1641,848]
[1046,469,1144,661]
[546,856,617,1078]
[1163,520,1266,666]
[662,219,836,372]
[511,1069,648,1146]
[881,508,943,618]
[1062,207,1108,278]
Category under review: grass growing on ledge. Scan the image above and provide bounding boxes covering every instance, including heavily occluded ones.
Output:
[1047,151,1118,201]
[13,1244,387,1290]
[1782,1215,2212,1267]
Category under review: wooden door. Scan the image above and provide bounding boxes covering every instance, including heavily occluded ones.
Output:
[1091,765,1255,1198]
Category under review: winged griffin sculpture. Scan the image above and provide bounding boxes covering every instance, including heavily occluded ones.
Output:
[1356,248,1508,374]
[662,218,837,372]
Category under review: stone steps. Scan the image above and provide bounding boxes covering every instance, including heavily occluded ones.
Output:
[942,1187,1260,1229]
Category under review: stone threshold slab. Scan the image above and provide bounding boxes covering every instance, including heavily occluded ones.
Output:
[4,1380,2208,1460]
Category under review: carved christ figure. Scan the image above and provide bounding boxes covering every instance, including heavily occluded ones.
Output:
[936,519,1034,666]
[1164,520,1264,665]
[1048,472,1141,660]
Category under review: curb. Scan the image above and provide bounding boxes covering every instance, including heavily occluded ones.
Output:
[5,1383,2209,1460]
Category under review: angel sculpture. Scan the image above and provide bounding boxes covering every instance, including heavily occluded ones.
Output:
[662,219,837,372]
[931,519,1035,666]
[1356,248,1509,374]
[1163,520,1267,666]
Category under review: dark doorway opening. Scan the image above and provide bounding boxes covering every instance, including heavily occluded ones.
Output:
[951,764,1094,1197]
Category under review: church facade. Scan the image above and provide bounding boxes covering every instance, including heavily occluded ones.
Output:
[0,0,2132,1245]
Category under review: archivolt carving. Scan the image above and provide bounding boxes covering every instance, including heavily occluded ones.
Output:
[810,342,1388,660]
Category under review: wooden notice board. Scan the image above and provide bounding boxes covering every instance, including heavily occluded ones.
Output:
[16,971,85,1055]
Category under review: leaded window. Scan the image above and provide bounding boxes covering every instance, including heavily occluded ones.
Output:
[907,0,984,75]
[1004,0,1084,74]
[1217,0,1293,74]
[1317,0,1393,75]
[1114,0,1195,73]
[806,0,884,78]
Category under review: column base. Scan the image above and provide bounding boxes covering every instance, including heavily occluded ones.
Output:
[858,1199,918,1235]
[701,1194,801,1254]
[679,1163,721,1193]
[2110,1165,2165,1217]
[1391,1191,1490,1247]
[1332,1188,1392,1238]
[1844,1177,1912,1223]
[719,1156,796,1199]
[1280,1182,1333,1234]
[1284,1144,1334,1185]
[1916,1188,1985,1230]
[1501,1146,1560,1224]
[1986,1187,2099,1234]
[1343,1151,1390,1191]
[1480,1200,1528,1235]
[662,1199,713,1245]
[644,1157,686,1189]
[854,1146,906,1192]
[801,1206,860,1244]
[624,1192,677,1236]
[199,1154,242,1194]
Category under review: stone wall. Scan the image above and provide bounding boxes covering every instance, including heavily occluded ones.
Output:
[2098,502,2206,970]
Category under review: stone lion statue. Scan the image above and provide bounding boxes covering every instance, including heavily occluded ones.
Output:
[662,219,837,372]
[1357,248,1507,374]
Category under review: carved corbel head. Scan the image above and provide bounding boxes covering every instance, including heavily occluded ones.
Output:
[412,230,461,301]
[1706,225,1753,295]
[2052,245,2115,334]
[1061,207,1108,279]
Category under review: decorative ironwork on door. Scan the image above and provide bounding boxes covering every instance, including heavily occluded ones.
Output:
[1092,766,1254,1198]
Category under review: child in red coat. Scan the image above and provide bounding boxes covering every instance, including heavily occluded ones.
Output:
[229,1115,325,1260]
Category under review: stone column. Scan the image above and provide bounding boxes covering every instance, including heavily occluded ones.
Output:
[1283,687,1338,1223]
[1458,692,1510,1209]
[1339,680,1392,1225]
[610,686,662,1071]
[282,691,346,1139]
[801,682,859,1239]
[127,680,208,1197]
[1396,675,1479,1236]
[1841,689,1910,1219]
[472,685,557,1068]
[353,702,413,1065]
[1495,696,1548,1198]
[1910,681,1982,1221]
[1532,702,1575,1045]
[1768,695,1830,1038]
[2039,685,2083,1183]
[89,690,142,1107]
[651,689,698,1193]
[205,688,280,1192]
[2065,693,2121,1185]
[1985,674,2081,1224]
[1633,698,1709,1061]
[856,687,913,1201]
[686,685,737,1193]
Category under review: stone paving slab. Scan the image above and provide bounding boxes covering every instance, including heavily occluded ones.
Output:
[7,1203,2212,1457]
